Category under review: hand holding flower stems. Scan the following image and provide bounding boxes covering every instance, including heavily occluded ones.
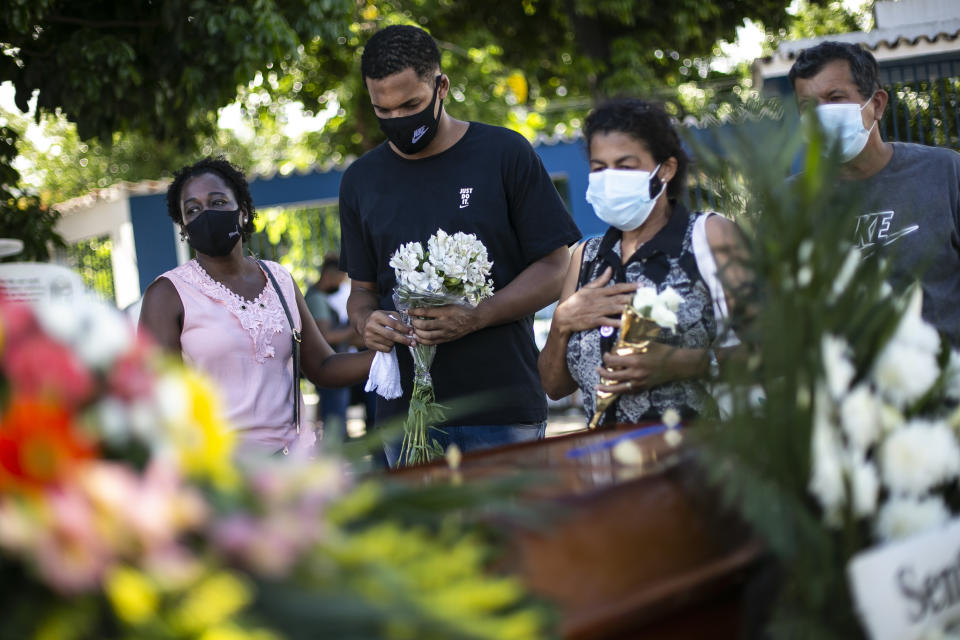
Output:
[588,286,684,430]
[389,229,495,466]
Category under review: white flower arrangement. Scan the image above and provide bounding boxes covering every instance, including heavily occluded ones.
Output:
[631,285,682,332]
[386,229,495,466]
[389,229,494,305]
[808,290,960,543]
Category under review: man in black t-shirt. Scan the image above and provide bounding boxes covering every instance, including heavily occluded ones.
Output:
[339,25,581,465]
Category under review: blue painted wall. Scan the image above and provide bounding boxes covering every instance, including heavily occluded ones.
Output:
[128,192,177,292]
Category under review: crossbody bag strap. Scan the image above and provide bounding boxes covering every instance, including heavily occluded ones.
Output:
[257,259,301,435]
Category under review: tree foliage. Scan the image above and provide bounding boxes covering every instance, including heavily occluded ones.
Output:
[247,0,826,160]
[4,0,852,208]
[1,0,354,145]
[0,125,64,261]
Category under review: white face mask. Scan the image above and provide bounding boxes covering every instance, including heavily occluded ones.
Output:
[586,165,667,231]
[815,94,876,162]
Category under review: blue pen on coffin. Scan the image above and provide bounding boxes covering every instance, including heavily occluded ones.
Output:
[566,423,680,459]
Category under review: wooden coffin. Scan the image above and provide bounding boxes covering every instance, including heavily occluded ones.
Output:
[393,425,764,639]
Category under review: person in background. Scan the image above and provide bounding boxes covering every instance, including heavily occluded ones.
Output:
[139,157,373,455]
[538,99,747,426]
[304,255,358,443]
[338,25,581,465]
[790,41,960,346]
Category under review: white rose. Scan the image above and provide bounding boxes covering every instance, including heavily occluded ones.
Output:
[880,419,960,496]
[809,386,846,525]
[875,496,950,542]
[821,334,855,399]
[389,242,423,276]
[658,286,684,312]
[75,301,134,370]
[872,341,939,408]
[421,263,444,292]
[893,297,940,356]
[849,457,880,518]
[35,300,82,345]
[650,303,679,332]
[632,287,658,313]
[840,384,881,451]
[878,402,905,435]
[944,350,960,402]
[406,271,431,292]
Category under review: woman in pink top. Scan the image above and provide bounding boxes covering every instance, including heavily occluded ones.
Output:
[139,157,372,454]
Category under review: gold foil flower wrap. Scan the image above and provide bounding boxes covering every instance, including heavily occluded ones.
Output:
[588,306,662,430]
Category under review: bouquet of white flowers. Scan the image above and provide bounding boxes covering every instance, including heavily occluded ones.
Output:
[588,285,684,429]
[388,229,494,466]
[809,289,960,540]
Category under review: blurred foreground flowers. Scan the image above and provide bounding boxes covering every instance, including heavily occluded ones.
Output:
[0,292,549,640]
[691,114,960,639]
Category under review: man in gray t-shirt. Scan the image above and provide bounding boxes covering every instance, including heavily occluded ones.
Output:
[789,41,960,346]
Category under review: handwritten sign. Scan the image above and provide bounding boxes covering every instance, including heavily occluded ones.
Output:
[848,518,960,640]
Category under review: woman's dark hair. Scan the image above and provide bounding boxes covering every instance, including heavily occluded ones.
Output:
[166,156,256,241]
[360,25,441,82]
[584,99,688,200]
[788,41,880,100]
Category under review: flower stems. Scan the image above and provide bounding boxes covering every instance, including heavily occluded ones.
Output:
[398,344,446,467]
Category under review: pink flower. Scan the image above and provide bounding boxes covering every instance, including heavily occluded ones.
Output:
[0,295,39,346]
[4,335,94,409]
[34,488,111,593]
[106,336,156,402]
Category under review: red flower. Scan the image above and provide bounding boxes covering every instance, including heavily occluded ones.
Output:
[4,335,94,409]
[0,396,97,492]
[0,295,39,348]
[106,335,156,402]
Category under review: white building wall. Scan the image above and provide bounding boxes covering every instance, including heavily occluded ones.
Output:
[55,192,141,309]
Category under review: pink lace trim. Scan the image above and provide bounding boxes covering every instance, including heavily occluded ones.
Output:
[177,260,288,364]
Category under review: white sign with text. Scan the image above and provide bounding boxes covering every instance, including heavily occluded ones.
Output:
[848,518,960,640]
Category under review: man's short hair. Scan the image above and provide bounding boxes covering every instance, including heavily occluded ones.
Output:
[360,25,441,82]
[788,41,881,100]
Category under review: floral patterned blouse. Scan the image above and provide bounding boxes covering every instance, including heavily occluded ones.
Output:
[565,204,718,425]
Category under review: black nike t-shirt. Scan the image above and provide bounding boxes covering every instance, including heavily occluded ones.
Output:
[338,122,582,426]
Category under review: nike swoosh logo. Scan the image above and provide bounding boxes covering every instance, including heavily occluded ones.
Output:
[880,224,919,246]
[459,204,469,209]
[411,126,428,144]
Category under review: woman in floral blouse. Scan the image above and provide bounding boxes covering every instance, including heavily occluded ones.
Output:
[139,157,371,454]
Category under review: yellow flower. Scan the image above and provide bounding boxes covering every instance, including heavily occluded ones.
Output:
[105,565,159,625]
[198,624,282,640]
[156,368,237,490]
[505,72,528,104]
[171,571,251,634]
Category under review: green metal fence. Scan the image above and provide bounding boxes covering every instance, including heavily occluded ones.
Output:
[247,201,342,290]
[880,54,960,152]
[57,234,116,303]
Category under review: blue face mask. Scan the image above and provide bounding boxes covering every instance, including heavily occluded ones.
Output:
[815,94,876,162]
[585,165,666,231]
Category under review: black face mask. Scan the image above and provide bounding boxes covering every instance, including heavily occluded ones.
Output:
[185,208,243,257]
[377,75,442,155]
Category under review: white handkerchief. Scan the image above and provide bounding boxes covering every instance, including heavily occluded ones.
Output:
[365,348,402,399]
